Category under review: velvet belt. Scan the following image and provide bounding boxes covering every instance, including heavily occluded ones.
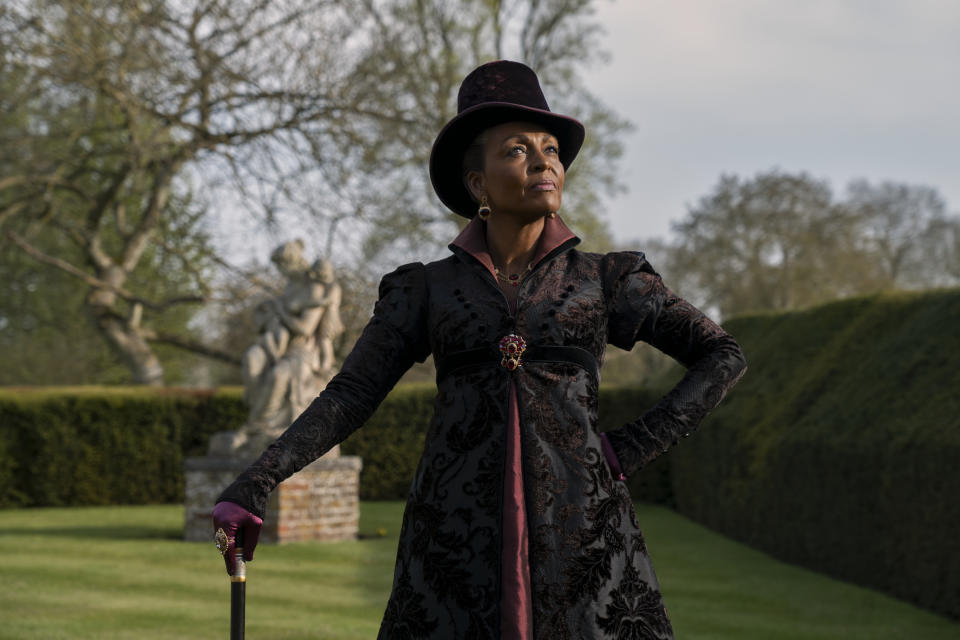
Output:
[435,343,600,382]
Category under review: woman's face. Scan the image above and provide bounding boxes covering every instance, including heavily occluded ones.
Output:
[467,121,565,223]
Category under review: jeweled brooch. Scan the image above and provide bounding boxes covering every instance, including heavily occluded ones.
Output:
[498,333,527,371]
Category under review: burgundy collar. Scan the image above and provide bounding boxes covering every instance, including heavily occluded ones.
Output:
[449,215,579,280]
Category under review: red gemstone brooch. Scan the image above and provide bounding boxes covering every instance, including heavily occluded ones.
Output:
[498,334,527,371]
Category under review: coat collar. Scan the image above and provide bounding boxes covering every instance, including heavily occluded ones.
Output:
[448,215,580,281]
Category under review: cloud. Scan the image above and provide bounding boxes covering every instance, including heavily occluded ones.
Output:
[586,0,960,239]
[597,0,959,122]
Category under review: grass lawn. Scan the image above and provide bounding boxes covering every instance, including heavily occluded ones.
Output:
[0,502,956,639]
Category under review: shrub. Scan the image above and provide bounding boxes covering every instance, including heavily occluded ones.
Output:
[0,384,674,506]
[669,289,960,620]
[0,387,245,507]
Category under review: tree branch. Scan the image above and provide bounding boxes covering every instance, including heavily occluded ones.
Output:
[7,230,207,311]
[0,174,91,201]
[121,158,187,272]
[140,327,242,366]
[85,163,132,235]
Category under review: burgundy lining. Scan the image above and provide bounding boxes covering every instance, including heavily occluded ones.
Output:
[449,215,577,280]
[501,381,533,640]
[448,215,577,638]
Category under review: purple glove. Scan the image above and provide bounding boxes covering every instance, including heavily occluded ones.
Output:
[600,433,627,482]
[212,501,263,576]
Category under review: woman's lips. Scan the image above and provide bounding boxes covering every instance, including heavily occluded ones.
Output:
[531,181,556,191]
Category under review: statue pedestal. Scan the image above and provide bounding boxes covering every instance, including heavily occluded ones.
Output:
[184,454,363,543]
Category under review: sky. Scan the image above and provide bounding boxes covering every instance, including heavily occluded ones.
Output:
[583,0,960,243]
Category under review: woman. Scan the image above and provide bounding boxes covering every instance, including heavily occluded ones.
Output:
[213,60,747,639]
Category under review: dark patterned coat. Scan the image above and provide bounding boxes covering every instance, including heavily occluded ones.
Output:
[218,221,747,640]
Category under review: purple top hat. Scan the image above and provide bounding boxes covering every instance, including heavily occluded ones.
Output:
[429,60,586,218]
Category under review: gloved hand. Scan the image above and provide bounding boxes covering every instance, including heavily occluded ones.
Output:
[212,501,263,576]
[600,433,627,482]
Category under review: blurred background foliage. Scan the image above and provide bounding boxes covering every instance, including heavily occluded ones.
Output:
[0,0,628,385]
[0,0,958,387]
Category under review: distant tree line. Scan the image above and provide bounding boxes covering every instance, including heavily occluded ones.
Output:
[640,170,960,319]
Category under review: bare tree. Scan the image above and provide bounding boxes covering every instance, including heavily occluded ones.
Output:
[845,179,955,286]
[639,171,959,320]
[0,0,359,383]
[922,216,960,285]
[654,171,887,317]
[0,0,628,384]
[666,171,857,316]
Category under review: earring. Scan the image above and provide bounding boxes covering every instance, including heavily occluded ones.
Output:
[477,196,491,221]
[547,212,557,219]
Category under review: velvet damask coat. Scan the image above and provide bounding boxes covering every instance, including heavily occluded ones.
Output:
[218,217,747,640]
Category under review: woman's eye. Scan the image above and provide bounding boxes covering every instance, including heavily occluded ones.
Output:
[508,145,526,156]
[546,144,559,154]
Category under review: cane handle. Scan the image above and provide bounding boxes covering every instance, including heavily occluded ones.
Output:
[231,528,247,582]
[232,546,246,582]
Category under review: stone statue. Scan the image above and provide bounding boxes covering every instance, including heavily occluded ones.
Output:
[185,239,360,544]
[209,239,344,458]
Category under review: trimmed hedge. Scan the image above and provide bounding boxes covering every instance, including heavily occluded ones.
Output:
[339,383,435,500]
[0,384,671,507]
[669,289,960,620]
[0,387,246,507]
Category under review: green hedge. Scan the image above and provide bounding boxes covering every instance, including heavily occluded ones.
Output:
[669,289,960,620]
[0,387,246,508]
[0,384,671,507]
[339,383,435,500]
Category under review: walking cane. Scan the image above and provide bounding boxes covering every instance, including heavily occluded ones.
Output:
[215,527,246,640]
[231,529,246,640]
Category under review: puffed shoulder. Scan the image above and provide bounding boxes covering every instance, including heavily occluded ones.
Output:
[602,251,671,351]
[602,250,661,282]
[374,262,428,315]
[378,262,427,294]
[369,262,430,363]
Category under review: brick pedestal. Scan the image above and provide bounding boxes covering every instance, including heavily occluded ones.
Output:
[184,455,362,543]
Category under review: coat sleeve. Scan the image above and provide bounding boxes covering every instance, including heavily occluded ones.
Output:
[217,262,431,518]
[603,252,747,476]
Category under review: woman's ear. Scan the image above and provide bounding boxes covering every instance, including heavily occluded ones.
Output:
[465,170,486,204]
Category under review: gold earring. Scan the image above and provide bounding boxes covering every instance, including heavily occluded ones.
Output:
[547,212,556,219]
[478,196,491,221]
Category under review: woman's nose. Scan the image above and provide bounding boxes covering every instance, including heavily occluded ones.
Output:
[528,147,553,172]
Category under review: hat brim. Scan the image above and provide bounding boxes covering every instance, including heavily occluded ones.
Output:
[429,102,585,218]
